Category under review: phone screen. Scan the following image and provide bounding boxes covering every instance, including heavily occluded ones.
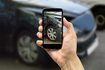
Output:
[43,8,63,49]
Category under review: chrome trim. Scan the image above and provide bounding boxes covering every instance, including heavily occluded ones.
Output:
[19,7,35,16]
[87,37,99,55]
[19,7,43,14]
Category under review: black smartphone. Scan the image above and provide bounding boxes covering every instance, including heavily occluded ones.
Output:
[42,8,63,49]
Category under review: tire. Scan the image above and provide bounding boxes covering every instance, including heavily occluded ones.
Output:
[46,26,61,41]
[15,30,40,65]
[94,9,105,30]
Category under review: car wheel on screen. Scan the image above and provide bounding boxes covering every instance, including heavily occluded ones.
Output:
[16,31,39,65]
[46,26,61,41]
[94,9,105,30]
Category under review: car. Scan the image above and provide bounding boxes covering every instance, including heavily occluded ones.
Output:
[0,0,43,65]
[70,0,105,30]
[0,0,98,65]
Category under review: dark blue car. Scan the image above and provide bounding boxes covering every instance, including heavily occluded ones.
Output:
[0,0,98,65]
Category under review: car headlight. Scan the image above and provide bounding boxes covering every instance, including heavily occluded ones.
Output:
[74,27,91,42]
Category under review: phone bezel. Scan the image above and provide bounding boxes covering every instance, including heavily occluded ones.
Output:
[42,8,63,49]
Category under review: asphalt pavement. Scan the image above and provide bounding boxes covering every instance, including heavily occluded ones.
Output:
[0,30,105,70]
[81,30,105,70]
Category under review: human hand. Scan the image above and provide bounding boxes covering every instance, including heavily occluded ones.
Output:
[36,18,84,70]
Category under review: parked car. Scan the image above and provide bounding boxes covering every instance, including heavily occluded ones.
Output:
[70,0,105,30]
[0,0,98,65]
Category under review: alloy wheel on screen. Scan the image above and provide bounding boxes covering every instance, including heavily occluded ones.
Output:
[47,28,57,40]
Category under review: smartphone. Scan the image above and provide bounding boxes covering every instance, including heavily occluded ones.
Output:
[42,8,63,49]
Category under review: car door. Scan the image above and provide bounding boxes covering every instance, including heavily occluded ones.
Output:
[0,1,7,46]
[0,1,14,46]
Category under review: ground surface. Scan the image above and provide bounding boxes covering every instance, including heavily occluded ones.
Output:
[0,30,104,70]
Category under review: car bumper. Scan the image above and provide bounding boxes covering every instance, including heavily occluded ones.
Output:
[77,35,99,56]
[71,11,99,57]
[87,37,98,55]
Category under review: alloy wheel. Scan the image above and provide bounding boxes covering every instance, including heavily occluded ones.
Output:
[17,35,38,63]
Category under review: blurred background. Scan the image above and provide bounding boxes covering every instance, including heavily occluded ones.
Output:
[0,0,105,70]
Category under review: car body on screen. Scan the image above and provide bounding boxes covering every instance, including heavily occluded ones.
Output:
[44,15,62,41]
[0,0,98,65]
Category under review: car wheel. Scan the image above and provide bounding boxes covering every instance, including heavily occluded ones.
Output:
[46,26,61,41]
[16,31,39,65]
[94,9,105,30]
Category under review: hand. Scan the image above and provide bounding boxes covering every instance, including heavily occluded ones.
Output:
[36,18,84,70]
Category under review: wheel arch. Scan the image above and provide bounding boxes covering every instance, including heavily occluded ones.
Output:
[13,20,38,49]
[14,23,37,40]
[91,5,105,14]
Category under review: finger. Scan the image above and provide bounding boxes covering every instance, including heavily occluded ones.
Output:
[63,18,74,30]
[39,19,42,25]
[38,26,43,32]
[63,18,71,29]
[63,18,75,33]
[39,17,42,20]
[63,32,66,37]
[36,40,43,46]
[36,32,42,39]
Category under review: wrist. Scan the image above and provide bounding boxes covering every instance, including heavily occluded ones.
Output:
[61,60,73,70]
[58,52,77,67]
[60,54,84,70]
[60,54,78,69]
